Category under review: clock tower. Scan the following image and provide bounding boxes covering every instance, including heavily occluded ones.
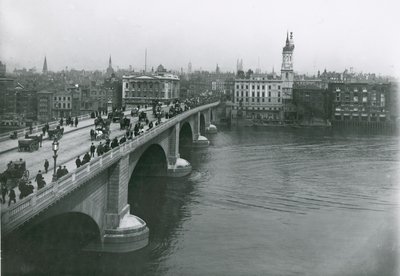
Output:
[281,32,295,98]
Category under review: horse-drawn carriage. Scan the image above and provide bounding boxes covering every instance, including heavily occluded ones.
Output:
[0,159,29,189]
[18,135,41,152]
[90,126,110,141]
[48,126,64,140]
[108,110,124,123]
[91,118,111,140]
[139,111,148,122]
[120,117,131,130]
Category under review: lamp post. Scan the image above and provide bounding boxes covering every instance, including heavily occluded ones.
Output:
[52,138,59,182]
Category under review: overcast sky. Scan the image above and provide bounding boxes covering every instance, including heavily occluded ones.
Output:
[1,0,399,75]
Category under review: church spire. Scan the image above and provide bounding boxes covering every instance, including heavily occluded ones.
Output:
[286,31,289,45]
[42,56,48,74]
[109,55,112,68]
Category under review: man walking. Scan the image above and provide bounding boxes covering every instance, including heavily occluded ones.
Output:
[90,143,96,157]
[75,156,81,168]
[8,188,16,206]
[44,159,49,173]
[39,134,43,147]
[35,170,43,184]
[75,117,78,127]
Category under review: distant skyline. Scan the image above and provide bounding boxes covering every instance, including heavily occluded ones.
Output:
[1,0,399,76]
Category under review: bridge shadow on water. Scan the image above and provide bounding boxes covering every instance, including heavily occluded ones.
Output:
[2,149,200,276]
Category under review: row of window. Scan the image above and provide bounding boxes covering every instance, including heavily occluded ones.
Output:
[234,106,282,111]
[54,96,71,101]
[236,98,281,103]
[54,103,71,109]
[236,84,281,90]
[236,92,281,97]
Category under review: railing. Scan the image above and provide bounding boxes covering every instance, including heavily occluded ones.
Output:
[0,114,92,142]
[1,101,220,234]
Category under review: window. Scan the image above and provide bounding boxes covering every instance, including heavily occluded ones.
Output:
[278,98,281,102]
[278,85,280,89]
[278,92,281,97]
[252,85,255,89]
[252,92,255,97]
[268,92,271,97]
[125,83,128,89]
[241,85,244,89]
[262,85,265,90]
[67,103,70,108]
[286,72,288,79]
[268,85,271,90]
[257,85,260,90]
[246,85,249,89]
[58,97,61,101]
[54,97,57,101]
[268,98,271,102]
[262,92,265,97]
[68,97,70,101]
[236,84,239,89]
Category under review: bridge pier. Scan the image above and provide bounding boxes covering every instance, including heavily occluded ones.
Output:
[167,123,192,177]
[85,155,149,253]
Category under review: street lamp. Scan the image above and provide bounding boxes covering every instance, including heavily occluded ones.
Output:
[52,138,59,182]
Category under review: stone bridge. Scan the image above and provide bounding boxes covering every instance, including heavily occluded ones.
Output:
[1,102,220,253]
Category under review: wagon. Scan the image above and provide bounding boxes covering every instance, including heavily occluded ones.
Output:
[48,127,64,140]
[18,136,40,152]
[0,159,29,189]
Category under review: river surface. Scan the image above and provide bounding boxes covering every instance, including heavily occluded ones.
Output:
[3,127,400,275]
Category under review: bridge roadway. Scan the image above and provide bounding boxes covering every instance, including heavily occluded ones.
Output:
[0,106,163,211]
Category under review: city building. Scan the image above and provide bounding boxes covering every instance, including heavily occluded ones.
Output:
[293,80,330,123]
[37,90,54,122]
[233,32,295,122]
[329,82,391,123]
[122,65,180,108]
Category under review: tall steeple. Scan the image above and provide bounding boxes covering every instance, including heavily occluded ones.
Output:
[106,55,114,76]
[42,56,48,74]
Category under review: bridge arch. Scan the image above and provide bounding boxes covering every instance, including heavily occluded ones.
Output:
[179,121,194,152]
[200,113,206,136]
[131,143,167,177]
[7,211,101,250]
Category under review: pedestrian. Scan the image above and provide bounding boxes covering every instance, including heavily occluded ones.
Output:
[42,126,46,136]
[29,125,33,134]
[8,188,16,206]
[38,134,43,147]
[90,143,96,157]
[75,117,78,127]
[45,122,49,132]
[56,166,63,179]
[83,152,91,164]
[75,156,81,168]
[1,183,8,204]
[26,182,34,196]
[44,159,49,173]
[62,166,69,176]
[96,142,103,156]
[35,170,43,184]
[38,177,46,189]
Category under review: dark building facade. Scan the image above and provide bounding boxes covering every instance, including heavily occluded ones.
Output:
[293,80,330,122]
[329,82,391,123]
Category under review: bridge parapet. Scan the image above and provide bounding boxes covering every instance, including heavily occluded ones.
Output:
[1,101,220,235]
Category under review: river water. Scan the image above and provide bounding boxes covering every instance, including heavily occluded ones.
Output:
[3,127,400,275]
